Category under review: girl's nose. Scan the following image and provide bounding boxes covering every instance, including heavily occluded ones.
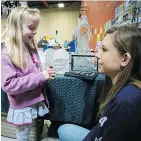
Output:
[95,49,101,59]
[33,31,37,35]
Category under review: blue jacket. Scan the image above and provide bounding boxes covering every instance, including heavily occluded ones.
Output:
[83,84,141,141]
[68,40,76,52]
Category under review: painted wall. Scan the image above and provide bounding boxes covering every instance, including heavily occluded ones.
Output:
[81,1,124,50]
[38,5,80,45]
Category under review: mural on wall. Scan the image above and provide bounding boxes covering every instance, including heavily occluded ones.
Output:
[81,0,141,50]
[81,1,124,50]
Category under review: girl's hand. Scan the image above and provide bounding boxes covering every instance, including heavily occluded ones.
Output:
[42,66,56,80]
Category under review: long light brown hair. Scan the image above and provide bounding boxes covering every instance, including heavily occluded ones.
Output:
[99,26,141,115]
[1,6,40,70]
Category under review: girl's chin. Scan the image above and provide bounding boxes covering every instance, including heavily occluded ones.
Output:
[25,39,32,44]
[98,68,104,74]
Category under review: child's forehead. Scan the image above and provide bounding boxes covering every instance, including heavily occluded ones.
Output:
[23,17,40,26]
[23,13,40,22]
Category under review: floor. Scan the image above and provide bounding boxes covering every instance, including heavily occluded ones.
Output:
[1,120,60,141]
[1,136,60,141]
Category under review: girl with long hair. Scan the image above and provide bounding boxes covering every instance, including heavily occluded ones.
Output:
[58,26,141,141]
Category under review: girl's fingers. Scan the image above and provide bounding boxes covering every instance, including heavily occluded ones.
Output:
[48,70,55,74]
[49,74,56,76]
[50,76,55,80]
[44,68,56,79]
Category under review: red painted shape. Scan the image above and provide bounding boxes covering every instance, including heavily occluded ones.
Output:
[42,1,48,7]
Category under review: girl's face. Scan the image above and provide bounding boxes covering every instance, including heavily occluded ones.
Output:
[95,34,123,79]
[22,17,40,44]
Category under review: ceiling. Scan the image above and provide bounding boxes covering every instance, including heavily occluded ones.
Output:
[1,1,81,9]
[1,1,81,19]
[28,1,81,9]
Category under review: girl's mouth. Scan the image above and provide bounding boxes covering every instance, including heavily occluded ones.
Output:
[29,36,32,39]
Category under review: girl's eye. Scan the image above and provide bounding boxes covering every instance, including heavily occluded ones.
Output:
[29,27,34,30]
[102,48,106,52]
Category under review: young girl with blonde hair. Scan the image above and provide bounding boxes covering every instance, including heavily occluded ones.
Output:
[1,6,55,141]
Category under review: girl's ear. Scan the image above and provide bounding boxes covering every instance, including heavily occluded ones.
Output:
[121,53,131,67]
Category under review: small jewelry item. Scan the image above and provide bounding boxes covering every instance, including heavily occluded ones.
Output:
[49,66,53,68]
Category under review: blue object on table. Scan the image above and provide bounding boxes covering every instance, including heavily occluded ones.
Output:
[68,40,76,52]
[43,46,53,52]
